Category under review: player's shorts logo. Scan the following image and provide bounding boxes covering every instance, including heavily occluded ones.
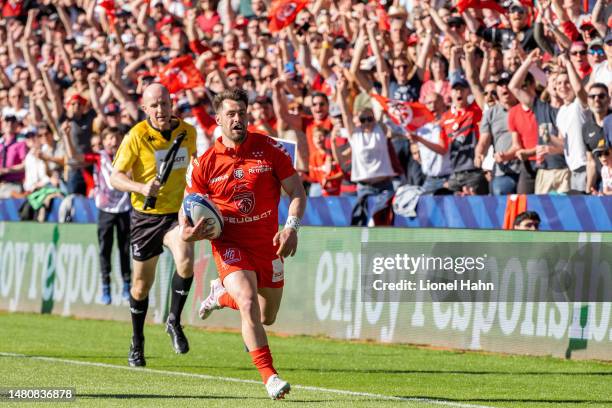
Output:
[272,258,284,282]
[234,168,244,179]
[233,191,255,215]
[222,248,241,266]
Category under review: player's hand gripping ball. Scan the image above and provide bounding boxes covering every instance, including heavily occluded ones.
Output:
[182,193,224,239]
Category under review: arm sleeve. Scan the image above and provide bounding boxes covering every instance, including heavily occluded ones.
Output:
[479,109,492,135]
[112,131,138,172]
[270,139,297,181]
[185,156,209,195]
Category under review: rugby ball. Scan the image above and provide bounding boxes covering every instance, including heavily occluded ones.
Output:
[182,193,224,239]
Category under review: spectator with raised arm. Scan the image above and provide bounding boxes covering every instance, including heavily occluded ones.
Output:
[508,49,568,194]
[582,83,610,194]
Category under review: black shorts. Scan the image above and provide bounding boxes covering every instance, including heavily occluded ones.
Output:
[130,211,179,261]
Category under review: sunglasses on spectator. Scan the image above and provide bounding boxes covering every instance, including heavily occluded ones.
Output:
[588,93,608,100]
[484,90,498,97]
[589,48,605,56]
[595,150,610,157]
[570,49,587,56]
[359,115,375,123]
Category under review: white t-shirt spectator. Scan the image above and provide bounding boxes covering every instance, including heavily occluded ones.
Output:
[602,165,612,192]
[415,122,452,177]
[591,62,612,88]
[556,99,588,171]
[23,149,49,192]
[349,124,396,183]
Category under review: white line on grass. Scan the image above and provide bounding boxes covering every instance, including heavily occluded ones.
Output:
[1,352,495,408]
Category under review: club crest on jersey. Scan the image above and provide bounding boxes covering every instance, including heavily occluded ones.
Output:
[233,190,255,215]
[234,168,244,179]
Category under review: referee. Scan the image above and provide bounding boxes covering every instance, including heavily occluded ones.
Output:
[110,84,197,367]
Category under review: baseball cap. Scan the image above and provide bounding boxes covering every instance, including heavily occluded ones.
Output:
[593,138,608,155]
[447,16,465,26]
[71,60,86,71]
[509,4,526,13]
[407,33,419,47]
[451,77,469,89]
[589,38,604,49]
[103,103,120,115]
[333,37,349,50]
[496,71,512,85]
[225,66,241,77]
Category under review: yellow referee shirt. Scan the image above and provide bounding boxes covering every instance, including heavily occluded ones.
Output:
[113,118,197,215]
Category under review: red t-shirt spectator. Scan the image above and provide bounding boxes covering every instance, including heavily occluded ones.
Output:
[197,12,221,35]
[308,150,342,196]
[508,104,537,161]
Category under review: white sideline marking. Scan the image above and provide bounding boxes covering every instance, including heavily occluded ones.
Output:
[1,352,495,408]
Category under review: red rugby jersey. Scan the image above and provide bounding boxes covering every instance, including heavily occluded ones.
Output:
[186,133,296,250]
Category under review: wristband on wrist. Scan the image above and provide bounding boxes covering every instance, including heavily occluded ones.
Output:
[285,215,301,232]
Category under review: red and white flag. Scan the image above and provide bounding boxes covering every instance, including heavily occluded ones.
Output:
[268,0,310,32]
[157,56,205,94]
[370,94,434,131]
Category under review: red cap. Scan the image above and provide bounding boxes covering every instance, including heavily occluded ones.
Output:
[225,66,240,77]
[156,16,174,31]
[407,33,418,46]
[65,94,88,107]
[234,15,248,29]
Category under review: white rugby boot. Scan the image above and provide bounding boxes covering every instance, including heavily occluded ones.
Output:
[265,374,291,400]
[198,279,225,320]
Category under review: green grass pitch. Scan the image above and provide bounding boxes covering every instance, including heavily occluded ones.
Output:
[0,312,611,407]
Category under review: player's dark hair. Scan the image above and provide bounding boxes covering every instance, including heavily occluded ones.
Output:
[513,211,541,227]
[213,88,249,112]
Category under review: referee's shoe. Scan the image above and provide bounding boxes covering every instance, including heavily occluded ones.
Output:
[166,318,189,354]
[128,339,146,367]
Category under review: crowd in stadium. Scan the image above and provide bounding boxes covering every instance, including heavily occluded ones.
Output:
[1,0,612,219]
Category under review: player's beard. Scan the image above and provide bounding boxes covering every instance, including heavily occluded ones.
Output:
[226,123,247,143]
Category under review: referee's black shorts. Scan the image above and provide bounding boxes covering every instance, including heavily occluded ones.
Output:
[130,210,179,261]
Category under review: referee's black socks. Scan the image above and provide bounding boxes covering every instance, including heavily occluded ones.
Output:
[129,295,148,346]
[168,273,193,325]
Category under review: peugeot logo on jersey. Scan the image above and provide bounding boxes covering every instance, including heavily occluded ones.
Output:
[234,168,244,179]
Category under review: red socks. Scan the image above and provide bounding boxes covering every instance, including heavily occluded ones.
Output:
[220,291,276,383]
[218,292,239,310]
[249,345,277,384]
